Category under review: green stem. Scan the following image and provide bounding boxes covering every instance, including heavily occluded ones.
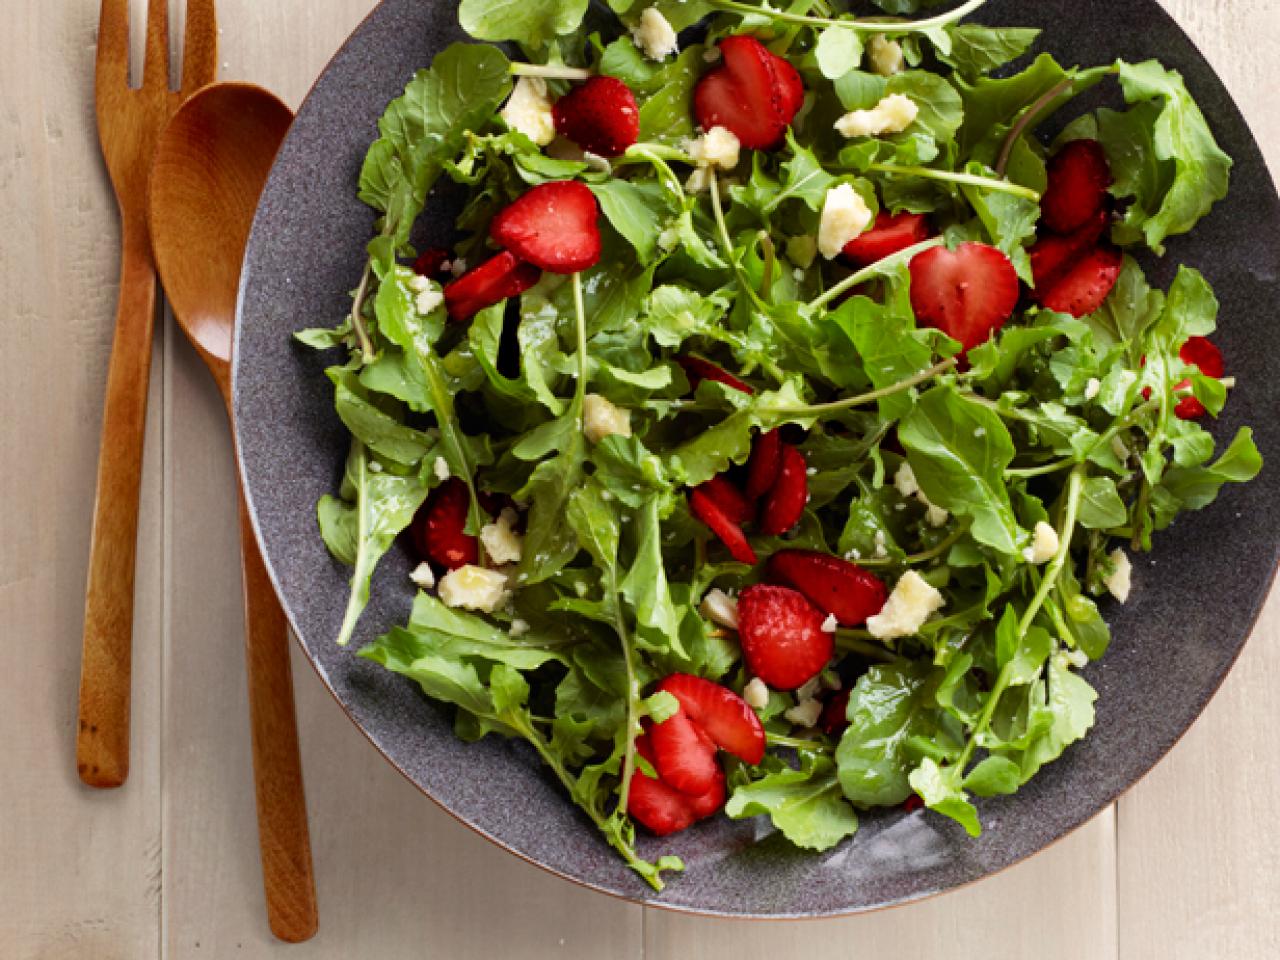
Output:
[350,259,376,359]
[766,732,831,751]
[709,170,769,311]
[833,632,903,663]
[758,230,777,302]
[1006,458,1075,479]
[706,0,988,33]
[808,237,943,312]
[868,163,1041,202]
[994,77,1074,177]
[619,145,689,199]
[766,357,957,418]
[572,272,589,410]
[510,62,592,81]
[607,567,642,827]
[856,521,969,568]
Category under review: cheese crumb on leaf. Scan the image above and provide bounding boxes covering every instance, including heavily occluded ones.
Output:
[438,565,510,613]
[818,182,873,259]
[835,93,919,139]
[867,570,945,639]
[500,77,556,146]
[1104,548,1132,603]
[480,508,524,565]
[583,394,633,444]
[867,34,904,76]
[1022,521,1059,564]
[631,7,679,61]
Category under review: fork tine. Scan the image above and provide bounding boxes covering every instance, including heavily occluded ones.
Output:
[180,0,219,94]
[141,0,171,91]
[95,0,130,90]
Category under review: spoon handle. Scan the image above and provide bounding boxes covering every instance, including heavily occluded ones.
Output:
[236,492,319,943]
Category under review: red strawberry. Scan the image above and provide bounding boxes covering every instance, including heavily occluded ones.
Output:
[490,181,602,274]
[765,549,888,627]
[744,430,782,501]
[656,674,766,765]
[690,487,757,564]
[1028,209,1109,296]
[413,246,452,278]
[758,442,808,536]
[411,478,477,570]
[443,251,542,322]
[1042,139,1113,234]
[629,734,723,834]
[842,211,932,267]
[818,689,851,735]
[766,51,805,118]
[678,356,754,395]
[552,75,640,158]
[685,767,726,819]
[737,584,833,690]
[694,35,795,150]
[647,710,719,796]
[1037,244,1122,318]
[909,242,1019,352]
[1174,336,1225,419]
[903,793,924,813]
[696,475,754,525]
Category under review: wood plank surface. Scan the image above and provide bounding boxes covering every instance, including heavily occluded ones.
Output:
[0,2,1275,959]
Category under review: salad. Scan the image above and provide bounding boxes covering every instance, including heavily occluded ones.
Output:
[297,0,1263,889]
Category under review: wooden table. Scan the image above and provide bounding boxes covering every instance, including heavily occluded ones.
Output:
[2,2,1277,957]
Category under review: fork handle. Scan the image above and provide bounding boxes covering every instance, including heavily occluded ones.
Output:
[77,223,157,789]
[236,493,319,943]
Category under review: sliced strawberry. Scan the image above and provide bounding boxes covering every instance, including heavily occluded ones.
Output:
[443,251,542,322]
[909,242,1019,352]
[766,51,805,118]
[552,75,640,158]
[818,689,851,735]
[1042,139,1113,234]
[685,766,726,819]
[628,735,698,835]
[1038,244,1122,318]
[490,181,602,274]
[842,211,932,267]
[903,793,924,813]
[737,584,833,690]
[656,674,767,765]
[648,710,719,796]
[765,549,888,627]
[1173,336,1225,419]
[758,442,808,536]
[411,478,477,570]
[678,356,754,395]
[689,487,757,565]
[694,35,790,150]
[1028,209,1109,296]
[697,475,754,525]
[413,246,452,278]
[744,430,782,501]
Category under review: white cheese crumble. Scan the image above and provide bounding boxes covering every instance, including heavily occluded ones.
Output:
[409,562,436,589]
[820,613,839,634]
[479,508,524,565]
[437,565,509,613]
[510,618,530,638]
[894,462,948,527]
[924,504,950,528]
[834,93,919,139]
[873,529,888,558]
[687,126,741,170]
[866,34,905,76]
[817,182,873,259]
[583,394,633,444]
[1104,548,1132,603]
[699,587,740,630]
[433,456,451,482]
[1022,521,1059,564]
[414,282,443,316]
[1084,377,1102,401]
[784,698,824,728]
[631,7,679,60]
[499,77,556,146]
[743,677,771,710]
[866,571,945,639]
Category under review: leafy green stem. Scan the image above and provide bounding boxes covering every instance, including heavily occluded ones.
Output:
[856,521,969,568]
[1005,458,1075,478]
[509,62,592,81]
[350,259,376,359]
[706,0,988,33]
[572,272,589,410]
[867,163,1041,202]
[619,146,689,199]
[335,443,372,646]
[766,357,957,418]
[766,732,832,752]
[709,170,769,311]
[808,237,943,312]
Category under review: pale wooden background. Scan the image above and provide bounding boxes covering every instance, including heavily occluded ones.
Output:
[2,1,1276,957]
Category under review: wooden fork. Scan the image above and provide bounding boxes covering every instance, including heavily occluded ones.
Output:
[78,0,218,789]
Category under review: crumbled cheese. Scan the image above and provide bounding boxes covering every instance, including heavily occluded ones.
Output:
[631,7,679,60]
[510,618,530,638]
[480,508,524,565]
[583,394,633,444]
[820,613,839,634]
[1104,548,1132,603]
[743,677,770,710]
[817,182,873,259]
[433,456,451,481]
[924,504,949,528]
[793,267,806,282]
[409,562,436,589]
[582,151,612,174]
[499,77,556,146]
[438,565,509,613]
[784,698,824,728]
[699,587,740,630]
[866,34,904,76]
[687,126,741,170]
[834,93,919,139]
[845,547,862,560]
[1084,377,1102,401]
[873,529,888,558]
[866,570,945,639]
[658,222,682,250]
[1063,647,1089,669]
[413,282,443,316]
[1022,521,1059,564]
[894,461,920,498]
[450,258,466,277]
[367,461,382,473]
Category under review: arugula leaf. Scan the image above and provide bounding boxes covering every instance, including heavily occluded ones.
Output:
[937,25,1040,78]
[726,755,859,850]
[458,0,588,46]
[638,46,704,145]
[592,179,665,263]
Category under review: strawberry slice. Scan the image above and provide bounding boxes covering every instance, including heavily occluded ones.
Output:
[766,51,805,118]
[818,689,851,735]
[443,251,542,322]
[1037,244,1123,318]
[694,35,793,150]
[552,75,640,158]
[628,734,723,834]
[1028,209,1109,296]
[697,475,754,525]
[842,211,932,267]
[1042,139,1113,234]
[413,246,452,278]
[744,430,782,501]
[1174,336,1225,419]
[765,549,888,627]
[490,181,602,274]
[909,242,1019,352]
[411,478,478,570]
[656,674,767,765]
[678,356,754,395]
[689,487,757,564]
[647,710,720,796]
[737,584,833,690]
[685,767,727,819]
[758,442,808,536]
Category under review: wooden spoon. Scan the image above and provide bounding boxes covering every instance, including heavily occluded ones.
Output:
[148,83,318,943]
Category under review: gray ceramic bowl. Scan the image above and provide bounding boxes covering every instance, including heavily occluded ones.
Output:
[234,0,1280,917]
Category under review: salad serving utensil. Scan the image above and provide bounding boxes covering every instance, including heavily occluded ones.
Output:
[79,0,218,789]
[148,82,318,943]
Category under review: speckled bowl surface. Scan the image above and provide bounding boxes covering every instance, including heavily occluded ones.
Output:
[233,0,1280,917]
